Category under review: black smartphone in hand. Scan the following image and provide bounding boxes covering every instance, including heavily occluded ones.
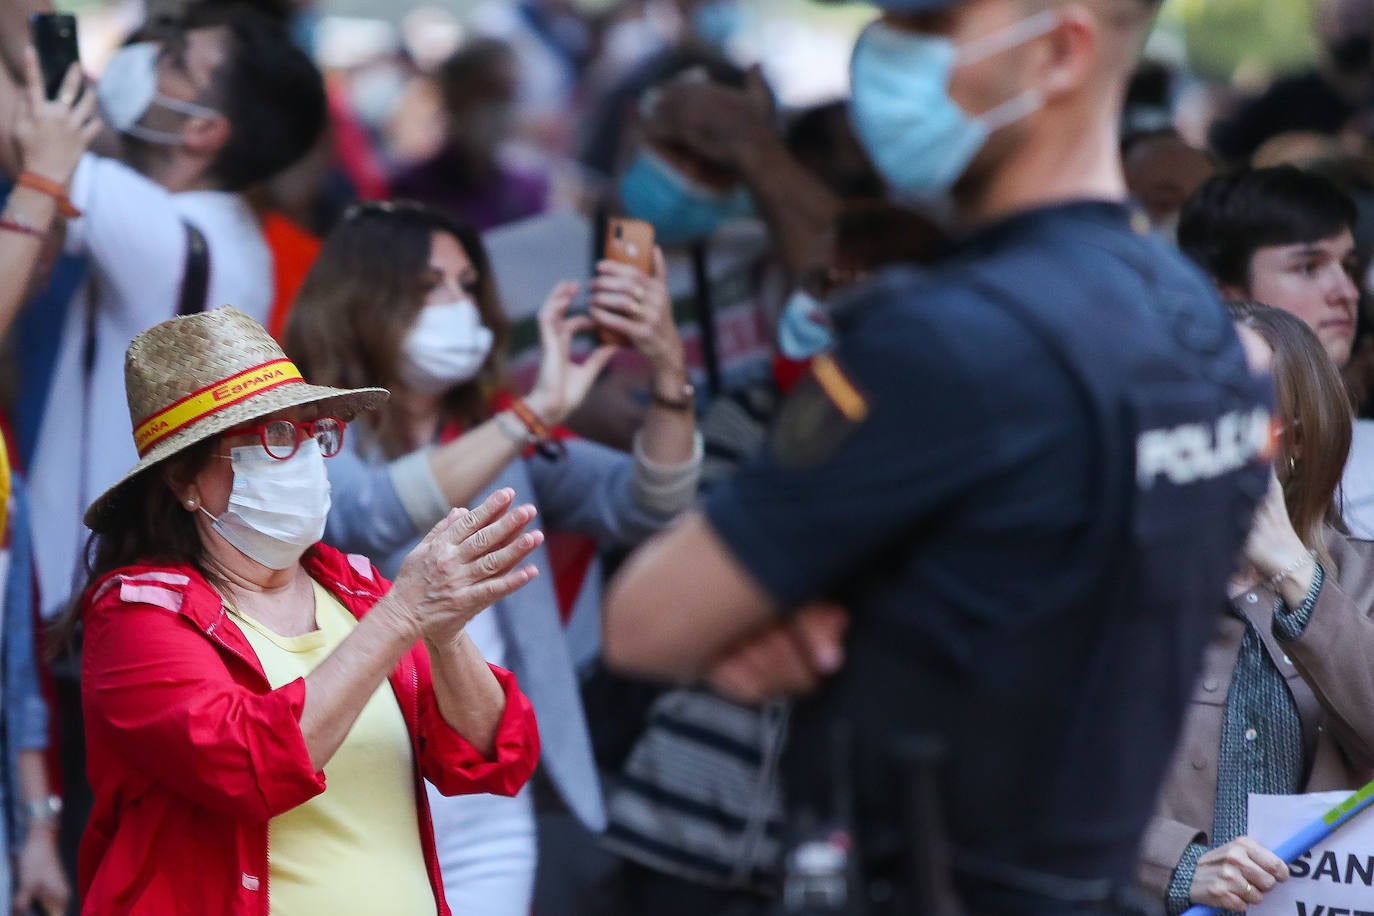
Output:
[30,13,80,101]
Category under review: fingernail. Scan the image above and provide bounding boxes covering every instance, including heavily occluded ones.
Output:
[815,644,842,672]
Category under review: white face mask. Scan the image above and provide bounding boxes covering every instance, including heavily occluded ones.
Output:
[398,300,495,395]
[97,42,220,144]
[201,439,332,570]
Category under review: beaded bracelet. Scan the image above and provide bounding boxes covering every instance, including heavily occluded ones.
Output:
[1270,549,1317,589]
[494,411,537,448]
[509,398,566,460]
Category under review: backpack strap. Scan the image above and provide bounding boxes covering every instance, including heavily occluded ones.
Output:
[178,220,210,316]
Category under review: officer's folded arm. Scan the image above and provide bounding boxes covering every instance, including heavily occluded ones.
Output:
[603,510,780,682]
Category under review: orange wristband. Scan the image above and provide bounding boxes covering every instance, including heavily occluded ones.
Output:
[510,399,565,460]
[17,172,81,219]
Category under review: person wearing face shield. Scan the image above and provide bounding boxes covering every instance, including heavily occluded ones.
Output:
[1210,0,1374,165]
[600,0,1273,913]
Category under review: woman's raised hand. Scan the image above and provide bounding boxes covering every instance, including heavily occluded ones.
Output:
[526,280,618,426]
[588,247,685,386]
[1243,468,1310,580]
[15,47,100,186]
[383,488,543,646]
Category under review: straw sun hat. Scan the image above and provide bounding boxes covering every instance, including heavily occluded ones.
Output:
[85,306,387,531]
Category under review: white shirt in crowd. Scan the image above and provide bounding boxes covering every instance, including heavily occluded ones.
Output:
[29,154,272,617]
[1344,421,1374,539]
[424,610,537,916]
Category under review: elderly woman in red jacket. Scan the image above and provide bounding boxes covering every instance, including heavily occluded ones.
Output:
[65,306,542,915]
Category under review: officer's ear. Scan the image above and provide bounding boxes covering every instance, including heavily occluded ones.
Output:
[1039,5,1098,102]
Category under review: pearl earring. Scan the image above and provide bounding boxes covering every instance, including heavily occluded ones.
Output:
[187,499,197,509]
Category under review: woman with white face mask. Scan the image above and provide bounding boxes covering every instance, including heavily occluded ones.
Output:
[284,201,702,915]
[62,306,543,915]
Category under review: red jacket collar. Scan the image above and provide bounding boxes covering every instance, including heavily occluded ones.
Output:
[91,544,387,636]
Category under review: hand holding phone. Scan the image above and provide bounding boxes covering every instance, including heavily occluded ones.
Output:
[596,218,655,347]
[29,14,80,102]
[14,27,101,188]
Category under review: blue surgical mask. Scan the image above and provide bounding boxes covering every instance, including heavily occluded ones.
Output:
[692,0,742,50]
[619,148,753,245]
[849,11,1058,200]
[777,290,834,360]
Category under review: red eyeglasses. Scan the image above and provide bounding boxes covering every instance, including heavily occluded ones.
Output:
[222,417,346,460]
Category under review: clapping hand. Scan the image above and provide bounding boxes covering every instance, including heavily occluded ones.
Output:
[385,488,543,647]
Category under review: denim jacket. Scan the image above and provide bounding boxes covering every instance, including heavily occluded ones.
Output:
[5,480,50,848]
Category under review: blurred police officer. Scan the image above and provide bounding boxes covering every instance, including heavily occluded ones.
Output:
[602,0,1272,913]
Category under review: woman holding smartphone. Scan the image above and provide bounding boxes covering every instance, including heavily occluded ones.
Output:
[0,43,97,916]
[284,200,701,914]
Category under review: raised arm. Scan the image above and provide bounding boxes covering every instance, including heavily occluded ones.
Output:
[1273,536,1374,771]
[328,282,623,560]
[603,508,779,681]
[0,48,98,337]
[644,70,841,277]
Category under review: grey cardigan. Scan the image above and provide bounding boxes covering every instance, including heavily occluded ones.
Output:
[323,431,702,831]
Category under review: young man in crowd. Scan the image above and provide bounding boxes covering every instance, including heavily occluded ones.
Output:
[602,0,1272,912]
[0,1,327,621]
[1177,165,1374,535]
[0,2,326,893]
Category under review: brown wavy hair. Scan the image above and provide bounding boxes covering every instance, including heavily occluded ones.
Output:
[49,439,221,659]
[284,201,509,459]
[1228,300,1351,573]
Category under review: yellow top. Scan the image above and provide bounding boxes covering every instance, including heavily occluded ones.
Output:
[229,580,438,916]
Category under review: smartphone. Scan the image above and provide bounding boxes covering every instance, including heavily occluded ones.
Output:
[30,13,81,102]
[598,217,655,346]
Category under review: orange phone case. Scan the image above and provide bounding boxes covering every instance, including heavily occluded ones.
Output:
[599,218,656,346]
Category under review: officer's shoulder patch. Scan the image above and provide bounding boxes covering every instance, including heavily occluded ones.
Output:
[771,353,869,470]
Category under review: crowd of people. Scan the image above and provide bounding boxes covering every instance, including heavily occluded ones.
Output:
[2,0,1374,913]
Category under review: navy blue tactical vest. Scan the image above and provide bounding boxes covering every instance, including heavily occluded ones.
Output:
[785,203,1272,915]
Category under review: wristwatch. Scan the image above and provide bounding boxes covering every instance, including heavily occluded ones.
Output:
[26,795,62,825]
[651,379,696,412]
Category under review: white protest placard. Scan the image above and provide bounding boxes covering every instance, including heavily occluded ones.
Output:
[1248,790,1374,916]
